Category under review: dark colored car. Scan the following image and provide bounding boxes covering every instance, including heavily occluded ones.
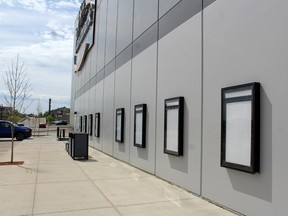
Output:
[0,120,32,141]
[39,123,46,128]
[55,120,68,125]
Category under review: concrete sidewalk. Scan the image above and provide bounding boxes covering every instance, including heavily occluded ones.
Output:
[0,135,237,216]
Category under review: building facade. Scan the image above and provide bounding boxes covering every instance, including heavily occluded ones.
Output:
[71,1,288,215]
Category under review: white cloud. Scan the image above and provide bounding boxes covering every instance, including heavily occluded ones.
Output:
[44,20,74,40]
[16,0,47,12]
[0,34,74,114]
[0,0,47,12]
[0,0,81,13]
[0,0,81,113]
[54,0,80,9]
[0,0,14,6]
[0,13,4,20]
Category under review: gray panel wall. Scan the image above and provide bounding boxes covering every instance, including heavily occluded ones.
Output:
[88,86,95,143]
[102,73,115,155]
[156,8,202,194]
[92,5,100,75]
[113,61,132,163]
[159,0,180,18]
[105,0,118,64]
[130,44,158,174]
[133,0,158,39]
[96,0,107,73]
[70,0,288,215]
[72,0,204,193]
[94,80,104,150]
[202,0,288,215]
[116,0,133,54]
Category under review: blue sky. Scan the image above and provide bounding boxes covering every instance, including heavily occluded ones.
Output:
[0,0,81,114]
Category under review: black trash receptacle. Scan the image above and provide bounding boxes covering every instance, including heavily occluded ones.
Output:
[68,133,74,156]
[70,133,88,160]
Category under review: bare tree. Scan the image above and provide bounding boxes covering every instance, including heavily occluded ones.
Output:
[2,54,33,163]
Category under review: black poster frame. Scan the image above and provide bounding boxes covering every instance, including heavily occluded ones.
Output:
[84,115,87,134]
[80,116,83,132]
[88,114,93,136]
[94,112,100,138]
[134,104,147,148]
[115,108,124,143]
[221,82,260,174]
[164,97,184,156]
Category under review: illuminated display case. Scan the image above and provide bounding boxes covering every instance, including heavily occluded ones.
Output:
[80,116,83,132]
[115,108,124,143]
[134,104,147,148]
[84,115,87,133]
[164,97,184,156]
[94,113,100,137]
[88,114,93,136]
[221,82,260,174]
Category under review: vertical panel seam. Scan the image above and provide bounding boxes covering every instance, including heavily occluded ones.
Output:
[200,0,204,197]
[100,1,107,152]
[154,0,160,175]
[114,0,119,155]
[128,0,134,163]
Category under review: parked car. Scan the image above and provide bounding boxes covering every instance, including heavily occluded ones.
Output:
[39,123,46,128]
[55,120,68,125]
[0,120,32,141]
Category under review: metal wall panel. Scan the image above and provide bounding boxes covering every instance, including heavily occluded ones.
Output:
[116,0,133,54]
[202,0,288,215]
[130,44,158,174]
[113,61,132,162]
[105,0,118,64]
[96,0,107,73]
[133,0,158,39]
[159,0,180,18]
[156,9,202,193]
[102,73,115,155]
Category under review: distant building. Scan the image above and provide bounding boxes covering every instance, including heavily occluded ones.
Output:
[51,107,70,123]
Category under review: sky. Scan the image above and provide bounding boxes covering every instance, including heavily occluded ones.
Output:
[0,0,81,114]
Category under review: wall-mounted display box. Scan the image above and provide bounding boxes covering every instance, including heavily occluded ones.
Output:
[134,104,147,148]
[221,82,260,174]
[84,115,87,133]
[115,108,124,143]
[80,116,83,132]
[164,97,184,156]
[94,113,100,137]
[88,114,93,136]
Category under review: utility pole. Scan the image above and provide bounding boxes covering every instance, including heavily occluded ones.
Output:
[48,98,52,115]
